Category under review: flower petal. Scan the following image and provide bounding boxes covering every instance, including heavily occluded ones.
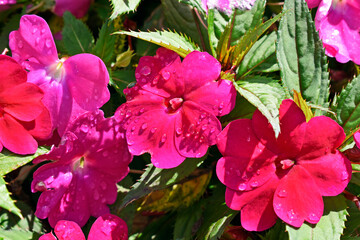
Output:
[53,0,91,18]
[65,54,110,111]
[305,0,321,8]
[225,178,279,231]
[21,108,52,140]
[0,113,37,154]
[88,214,128,240]
[39,233,57,240]
[273,165,323,227]
[298,151,352,196]
[355,131,360,149]
[9,15,58,67]
[54,220,86,240]
[0,55,27,91]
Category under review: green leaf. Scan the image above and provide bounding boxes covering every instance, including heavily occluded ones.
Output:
[173,202,203,240]
[234,76,286,137]
[161,0,209,51]
[0,14,21,51]
[237,31,277,77]
[343,201,360,238]
[335,75,360,134]
[0,147,48,176]
[114,30,199,58]
[286,195,348,240]
[110,0,142,20]
[110,69,136,96]
[196,185,237,240]
[277,0,329,108]
[0,229,34,240]
[0,178,22,219]
[261,220,289,240]
[62,11,94,55]
[93,20,116,65]
[120,157,203,209]
[178,0,206,15]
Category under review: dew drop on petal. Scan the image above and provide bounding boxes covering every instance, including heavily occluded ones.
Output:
[162,70,170,80]
[101,220,116,236]
[80,124,89,133]
[287,209,298,221]
[45,39,52,48]
[139,108,145,114]
[250,181,258,188]
[140,65,151,76]
[93,190,100,200]
[35,37,40,44]
[341,171,348,181]
[274,203,282,210]
[160,134,167,143]
[32,28,38,34]
[135,73,140,78]
[247,166,253,172]
[141,123,148,130]
[17,40,23,49]
[238,183,247,191]
[277,189,287,198]
[176,127,183,135]
[210,127,216,133]
[308,213,320,222]
[150,128,157,134]
[41,28,46,34]
[201,124,207,131]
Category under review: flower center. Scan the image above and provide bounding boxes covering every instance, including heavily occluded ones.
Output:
[280,159,295,170]
[46,58,66,82]
[73,156,85,171]
[165,97,184,113]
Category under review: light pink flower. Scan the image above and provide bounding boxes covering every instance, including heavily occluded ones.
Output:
[306,0,360,64]
[39,214,128,240]
[201,0,257,14]
[31,110,132,227]
[9,15,110,136]
[53,0,92,18]
[216,99,352,231]
[115,48,236,169]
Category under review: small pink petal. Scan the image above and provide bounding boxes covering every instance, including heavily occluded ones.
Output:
[305,0,321,8]
[53,0,91,18]
[88,214,128,240]
[354,131,360,149]
[39,233,57,240]
[54,220,86,240]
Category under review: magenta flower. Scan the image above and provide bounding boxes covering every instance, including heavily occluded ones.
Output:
[201,0,257,14]
[306,0,360,64]
[53,0,92,18]
[354,130,360,148]
[0,55,52,154]
[216,99,352,231]
[31,110,132,227]
[9,15,110,136]
[115,48,236,169]
[0,0,16,12]
[39,214,128,240]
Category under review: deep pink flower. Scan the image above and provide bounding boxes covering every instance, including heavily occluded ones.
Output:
[201,0,256,14]
[9,15,110,136]
[216,99,352,231]
[0,55,51,154]
[354,130,360,148]
[53,0,92,18]
[31,110,132,227]
[115,48,236,169]
[39,214,128,240]
[306,0,360,64]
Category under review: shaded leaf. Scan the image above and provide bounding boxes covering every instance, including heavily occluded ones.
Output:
[93,20,116,65]
[110,0,142,20]
[110,69,136,96]
[293,90,314,122]
[0,178,22,219]
[173,201,203,240]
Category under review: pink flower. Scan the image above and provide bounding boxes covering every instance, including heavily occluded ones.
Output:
[216,99,352,231]
[0,55,51,154]
[9,15,110,136]
[306,0,360,64]
[201,0,256,14]
[31,110,132,227]
[39,214,128,240]
[115,48,236,169]
[53,0,92,18]
[354,130,360,148]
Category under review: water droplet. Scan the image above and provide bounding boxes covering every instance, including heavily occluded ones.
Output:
[47,175,54,184]
[176,127,183,135]
[125,110,132,118]
[135,73,140,78]
[32,28,38,34]
[250,181,258,188]
[150,128,157,134]
[162,70,170,80]
[101,181,107,190]
[277,189,287,198]
[17,40,23,49]
[256,169,261,175]
[287,209,297,221]
[219,102,224,109]
[140,65,151,76]
[200,113,206,119]
[247,166,253,172]
[35,37,40,44]
[238,183,247,191]
[45,39,52,48]
[94,190,100,200]
[196,152,202,158]
[199,136,205,143]
[201,124,207,131]
[341,171,348,181]
[189,124,195,134]
[246,136,251,142]
[41,28,46,34]
[160,134,167,143]
[80,124,89,133]
[131,126,136,132]
[139,108,145,114]
[308,213,319,222]
[141,123,148,130]
[210,127,216,133]
[101,220,116,236]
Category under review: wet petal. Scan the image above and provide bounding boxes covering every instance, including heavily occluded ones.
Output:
[0,55,27,91]
[53,0,91,18]
[88,214,128,240]
[54,220,86,240]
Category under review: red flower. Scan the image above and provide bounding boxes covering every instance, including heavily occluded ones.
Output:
[216,99,352,231]
[0,55,51,154]
[115,48,236,169]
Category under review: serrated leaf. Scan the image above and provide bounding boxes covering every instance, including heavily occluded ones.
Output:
[237,31,277,76]
[173,201,203,240]
[293,90,314,122]
[0,147,48,176]
[110,0,142,20]
[343,201,360,237]
[234,76,286,137]
[0,229,34,240]
[335,75,360,135]
[93,20,116,65]
[110,69,136,97]
[286,195,348,240]
[62,11,94,55]
[120,157,204,209]
[277,0,329,109]
[114,30,199,58]
[161,0,209,51]
[0,178,22,219]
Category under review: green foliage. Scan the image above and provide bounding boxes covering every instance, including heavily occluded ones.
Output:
[110,69,136,96]
[110,0,142,20]
[335,75,360,134]
[0,178,22,219]
[119,157,204,209]
[343,201,360,238]
[277,0,329,109]
[234,76,286,137]
[178,0,206,14]
[286,195,348,240]
[115,30,199,58]
[173,202,203,239]
[0,13,21,51]
[62,11,94,55]
[93,20,116,65]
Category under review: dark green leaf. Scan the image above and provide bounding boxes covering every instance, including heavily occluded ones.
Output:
[93,20,116,65]
[137,213,175,240]
[110,69,136,96]
[261,220,289,240]
[114,30,199,58]
[173,202,203,240]
[286,195,347,240]
[234,76,286,137]
[0,14,21,51]
[343,201,360,238]
[335,75,360,134]
[62,11,94,55]
[110,0,142,20]
[0,178,22,219]
[277,0,329,109]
